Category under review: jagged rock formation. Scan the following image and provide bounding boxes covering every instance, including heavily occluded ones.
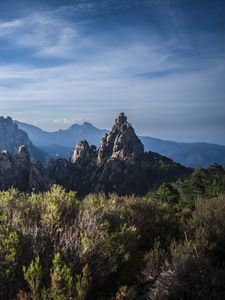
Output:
[98,112,144,163]
[13,145,31,191]
[71,140,97,164]
[30,161,52,191]
[0,145,52,192]
[16,117,225,169]
[47,113,192,196]
[0,150,15,190]
[0,113,192,195]
[47,141,98,195]
[0,116,48,165]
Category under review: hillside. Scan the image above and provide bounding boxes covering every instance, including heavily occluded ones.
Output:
[0,117,48,165]
[0,116,224,299]
[16,120,225,168]
[0,165,225,299]
[141,136,225,168]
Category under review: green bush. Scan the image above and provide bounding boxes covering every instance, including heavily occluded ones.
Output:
[23,256,43,300]
[0,221,20,299]
[0,167,225,299]
[22,253,90,300]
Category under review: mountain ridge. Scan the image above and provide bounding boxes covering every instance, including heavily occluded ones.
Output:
[0,113,192,195]
[16,120,107,148]
[16,119,225,168]
[46,112,192,196]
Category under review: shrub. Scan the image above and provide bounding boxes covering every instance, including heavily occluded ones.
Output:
[0,169,225,299]
[0,221,20,299]
[23,256,43,300]
[22,253,91,300]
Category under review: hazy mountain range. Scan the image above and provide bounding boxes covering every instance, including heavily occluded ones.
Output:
[16,120,225,168]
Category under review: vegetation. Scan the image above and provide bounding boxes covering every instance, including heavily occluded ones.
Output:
[151,164,225,207]
[0,165,225,299]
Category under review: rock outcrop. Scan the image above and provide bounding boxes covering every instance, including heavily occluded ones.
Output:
[98,112,144,163]
[0,150,15,190]
[71,140,97,164]
[0,145,52,192]
[0,113,192,195]
[13,145,31,190]
[48,113,191,196]
[29,161,53,191]
[0,116,49,165]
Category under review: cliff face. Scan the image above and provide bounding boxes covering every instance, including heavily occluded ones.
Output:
[0,116,48,165]
[0,113,192,195]
[0,146,52,191]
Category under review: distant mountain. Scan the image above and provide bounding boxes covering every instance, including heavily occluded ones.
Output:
[16,120,107,148]
[16,120,225,168]
[0,117,48,165]
[140,137,225,168]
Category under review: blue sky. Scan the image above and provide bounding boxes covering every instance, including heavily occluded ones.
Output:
[0,0,225,144]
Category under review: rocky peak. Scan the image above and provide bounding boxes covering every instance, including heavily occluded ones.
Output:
[13,145,31,171]
[0,114,191,195]
[114,112,127,127]
[0,149,9,156]
[71,140,92,163]
[98,112,144,163]
[17,145,30,162]
[0,145,51,192]
[0,149,12,172]
[83,122,94,129]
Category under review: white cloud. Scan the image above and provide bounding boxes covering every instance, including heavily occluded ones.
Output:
[0,13,80,58]
[0,0,166,61]
[0,19,25,35]
[0,3,224,143]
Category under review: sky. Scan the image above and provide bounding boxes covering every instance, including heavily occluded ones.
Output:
[0,0,225,144]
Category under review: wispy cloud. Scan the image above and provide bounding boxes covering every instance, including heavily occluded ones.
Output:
[0,13,80,59]
[0,0,224,143]
[54,0,163,17]
[0,19,25,33]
